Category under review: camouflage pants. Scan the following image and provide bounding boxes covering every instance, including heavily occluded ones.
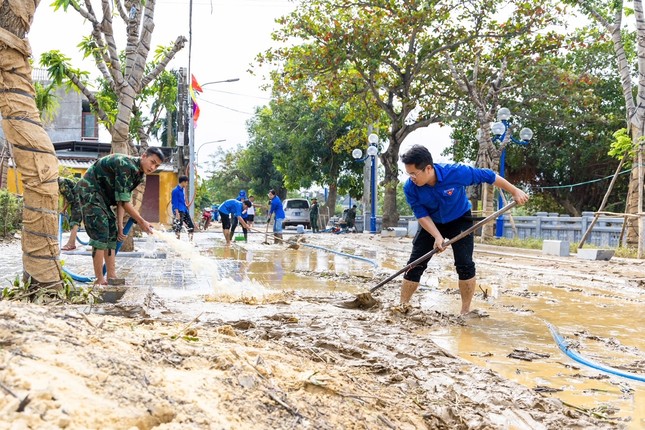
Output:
[78,191,117,250]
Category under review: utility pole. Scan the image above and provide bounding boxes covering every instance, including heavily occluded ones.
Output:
[176,68,188,175]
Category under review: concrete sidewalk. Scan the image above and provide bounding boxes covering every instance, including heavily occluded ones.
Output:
[0,234,205,290]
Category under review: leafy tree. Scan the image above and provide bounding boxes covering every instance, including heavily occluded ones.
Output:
[439,7,564,236]
[43,0,186,155]
[202,147,256,204]
[259,0,561,227]
[450,27,626,217]
[563,0,645,249]
[244,90,366,214]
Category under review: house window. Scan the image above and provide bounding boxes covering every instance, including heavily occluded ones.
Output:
[82,112,98,140]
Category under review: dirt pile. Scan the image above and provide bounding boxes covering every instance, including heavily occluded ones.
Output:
[0,293,617,429]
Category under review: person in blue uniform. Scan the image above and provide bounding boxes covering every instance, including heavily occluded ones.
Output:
[171,175,194,241]
[400,144,529,314]
[267,189,285,244]
[218,198,252,246]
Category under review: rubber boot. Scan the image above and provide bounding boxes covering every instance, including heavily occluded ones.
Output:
[400,279,420,304]
[274,233,281,244]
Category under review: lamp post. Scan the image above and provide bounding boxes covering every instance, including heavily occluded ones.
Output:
[195,139,226,166]
[352,133,380,233]
[490,107,533,237]
[201,78,240,87]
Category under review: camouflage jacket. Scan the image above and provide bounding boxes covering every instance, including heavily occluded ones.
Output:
[78,154,144,206]
[58,177,79,204]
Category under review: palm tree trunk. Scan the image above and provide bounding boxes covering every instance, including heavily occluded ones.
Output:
[0,0,64,285]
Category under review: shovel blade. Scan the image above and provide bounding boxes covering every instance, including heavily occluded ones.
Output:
[335,292,379,310]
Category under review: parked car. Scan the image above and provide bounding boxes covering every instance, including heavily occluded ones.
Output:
[282,198,310,229]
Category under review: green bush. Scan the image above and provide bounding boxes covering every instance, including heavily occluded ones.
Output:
[0,190,22,237]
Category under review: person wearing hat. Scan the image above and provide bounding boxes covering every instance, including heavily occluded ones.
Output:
[310,197,320,233]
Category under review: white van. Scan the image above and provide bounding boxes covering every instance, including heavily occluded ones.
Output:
[282,198,310,229]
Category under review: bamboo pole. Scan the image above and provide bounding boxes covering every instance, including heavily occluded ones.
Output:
[579,153,628,248]
[499,191,518,238]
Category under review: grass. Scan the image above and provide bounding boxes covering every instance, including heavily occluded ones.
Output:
[482,237,640,259]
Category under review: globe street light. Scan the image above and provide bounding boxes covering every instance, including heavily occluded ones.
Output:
[491,107,533,237]
[352,133,380,233]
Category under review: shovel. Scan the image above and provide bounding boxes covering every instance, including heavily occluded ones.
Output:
[338,201,518,309]
[262,217,271,245]
[252,226,300,249]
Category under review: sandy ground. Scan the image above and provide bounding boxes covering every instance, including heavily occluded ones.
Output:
[1,232,641,430]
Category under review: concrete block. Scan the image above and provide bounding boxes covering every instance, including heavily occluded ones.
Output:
[576,248,615,261]
[381,227,407,237]
[407,220,419,237]
[542,240,570,257]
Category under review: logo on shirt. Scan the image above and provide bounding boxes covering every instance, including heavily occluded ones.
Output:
[443,188,455,196]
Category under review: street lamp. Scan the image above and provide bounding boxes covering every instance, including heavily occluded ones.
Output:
[352,133,380,233]
[195,139,226,166]
[491,107,533,237]
[201,78,240,87]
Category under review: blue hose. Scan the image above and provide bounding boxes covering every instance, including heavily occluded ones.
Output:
[300,243,378,268]
[59,213,89,245]
[59,214,94,283]
[545,320,645,383]
[102,218,135,276]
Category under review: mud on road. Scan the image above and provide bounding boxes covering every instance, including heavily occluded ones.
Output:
[1,233,642,429]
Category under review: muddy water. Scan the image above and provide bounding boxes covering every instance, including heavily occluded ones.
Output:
[149,233,644,427]
[208,243,376,293]
[425,280,645,429]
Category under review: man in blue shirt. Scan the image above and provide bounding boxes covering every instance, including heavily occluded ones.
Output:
[171,175,194,241]
[218,198,252,245]
[267,189,286,244]
[400,145,529,315]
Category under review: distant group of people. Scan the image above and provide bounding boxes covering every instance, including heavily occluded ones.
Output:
[58,143,530,314]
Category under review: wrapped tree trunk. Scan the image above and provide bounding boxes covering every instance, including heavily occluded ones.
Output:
[0,0,64,285]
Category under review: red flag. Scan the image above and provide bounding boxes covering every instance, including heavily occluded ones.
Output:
[190,74,202,125]
[191,74,203,93]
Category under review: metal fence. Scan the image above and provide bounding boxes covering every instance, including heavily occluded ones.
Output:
[495,212,624,247]
[355,212,624,247]
[293,212,626,247]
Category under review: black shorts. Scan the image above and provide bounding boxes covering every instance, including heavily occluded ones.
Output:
[403,211,476,282]
[219,211,231,229]
[246,214,255,222]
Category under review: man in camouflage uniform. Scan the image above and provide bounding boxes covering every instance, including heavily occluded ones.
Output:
[77,147,164,285]
[58,176,82,251]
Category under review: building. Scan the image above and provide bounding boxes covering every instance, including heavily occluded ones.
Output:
[0,69,179,226]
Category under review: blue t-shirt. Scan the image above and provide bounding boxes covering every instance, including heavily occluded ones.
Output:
[171,185,188,213]
[403,163,496,224]
[268,195,285,219]
[218,199,244,217]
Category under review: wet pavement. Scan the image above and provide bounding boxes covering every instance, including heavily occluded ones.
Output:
[1,225,644,428]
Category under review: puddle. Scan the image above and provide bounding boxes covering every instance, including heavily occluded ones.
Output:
[425,281,645,429]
